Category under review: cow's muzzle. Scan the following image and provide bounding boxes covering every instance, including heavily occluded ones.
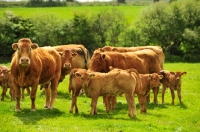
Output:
[63,63,71,69]
[19,57,30,66]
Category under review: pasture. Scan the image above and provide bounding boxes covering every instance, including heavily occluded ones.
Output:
[0,62,199,132]
[0,6,145,23]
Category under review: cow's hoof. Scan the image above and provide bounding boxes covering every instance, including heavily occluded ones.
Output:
[31,109,36,112]
[15,108,21,112]
[44,105,48,108]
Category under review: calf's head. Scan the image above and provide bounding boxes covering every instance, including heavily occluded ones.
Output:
[170,71,187,87]
[74,71,94,87]
[12,38,38,67]
[0,68,10,80]
[149,73,163,88]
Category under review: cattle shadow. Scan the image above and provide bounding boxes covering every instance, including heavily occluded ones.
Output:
[38,90,72,100]
[13,108,65,125]
[76,112,141,121]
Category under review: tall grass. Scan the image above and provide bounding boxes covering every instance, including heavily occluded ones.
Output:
[0,63,199,131]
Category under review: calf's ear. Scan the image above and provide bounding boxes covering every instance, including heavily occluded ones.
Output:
[170,72,175,75]
[12,43,18,50]
[181,72,187,76]
[75,72,81,78]
[31,43,39,49]
[89,73,95,78]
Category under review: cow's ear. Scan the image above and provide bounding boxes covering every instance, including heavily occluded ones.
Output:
[75,72,81,78]
[12,43,18,50]
[101,54,106,59]
[72,52,78,57]
[181,72,187,76]
[59,52,63,56]
[99,48,103,52]
[31,43,39,49]
[159,75,163,79]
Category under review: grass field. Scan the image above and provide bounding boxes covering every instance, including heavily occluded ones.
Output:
[0,6,146,24]
[0,63,199,132]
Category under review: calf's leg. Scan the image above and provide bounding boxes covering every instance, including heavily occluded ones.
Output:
[177,89,182,104]
[90,96,98,115]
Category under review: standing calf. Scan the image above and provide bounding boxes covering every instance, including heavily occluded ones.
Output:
[160,70,187,105]
[70,68,138,118]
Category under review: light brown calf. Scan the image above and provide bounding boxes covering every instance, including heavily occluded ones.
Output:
[70,68,138,118]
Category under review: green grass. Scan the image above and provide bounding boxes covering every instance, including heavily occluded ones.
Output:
[0,6,146,24]
[0,63,200,131]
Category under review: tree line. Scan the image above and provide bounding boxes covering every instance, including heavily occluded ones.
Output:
[0,0,200,62]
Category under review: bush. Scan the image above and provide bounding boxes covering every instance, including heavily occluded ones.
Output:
[0,11,35,57]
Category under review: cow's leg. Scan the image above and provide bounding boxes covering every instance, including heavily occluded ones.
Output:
[146,94,150,103]
[15,86,21,112]
[44,86,50,108]
[137,94,146,113]
[26,87,30,95]
[125,93,136,118]
[170,88,175,105]
[30,85,38,111]
[111,96,117,110]
[90,96,98,115]
[177,89,182,104]
[49,80,58,109]
[9,88,14,101]
[21,88,25,100]
[162,85,167,104]
[1,87,7,101]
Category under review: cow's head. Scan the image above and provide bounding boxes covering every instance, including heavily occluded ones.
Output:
[12,38,38,67]
[89,51,107,73]
[0,67,10,80]
[60,50,78,70]
[149,73,163,88]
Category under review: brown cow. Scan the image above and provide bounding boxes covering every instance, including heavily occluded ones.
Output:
[11,38,61,111]
[70,68,138,118]
[58,49,90,82]
[160,70,187,105]
[54,44,90,69]
[99,45,165,69]
[109,67,163,113]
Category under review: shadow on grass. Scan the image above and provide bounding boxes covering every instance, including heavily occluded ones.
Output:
[76,112,141,121]
[13,108,65,125]
[38,90,72,100]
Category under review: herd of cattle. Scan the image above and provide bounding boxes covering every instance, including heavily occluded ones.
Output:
[0,38,187,118]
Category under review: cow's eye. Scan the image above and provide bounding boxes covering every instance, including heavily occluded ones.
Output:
[18,47,21,51]
[29,48,32,51]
